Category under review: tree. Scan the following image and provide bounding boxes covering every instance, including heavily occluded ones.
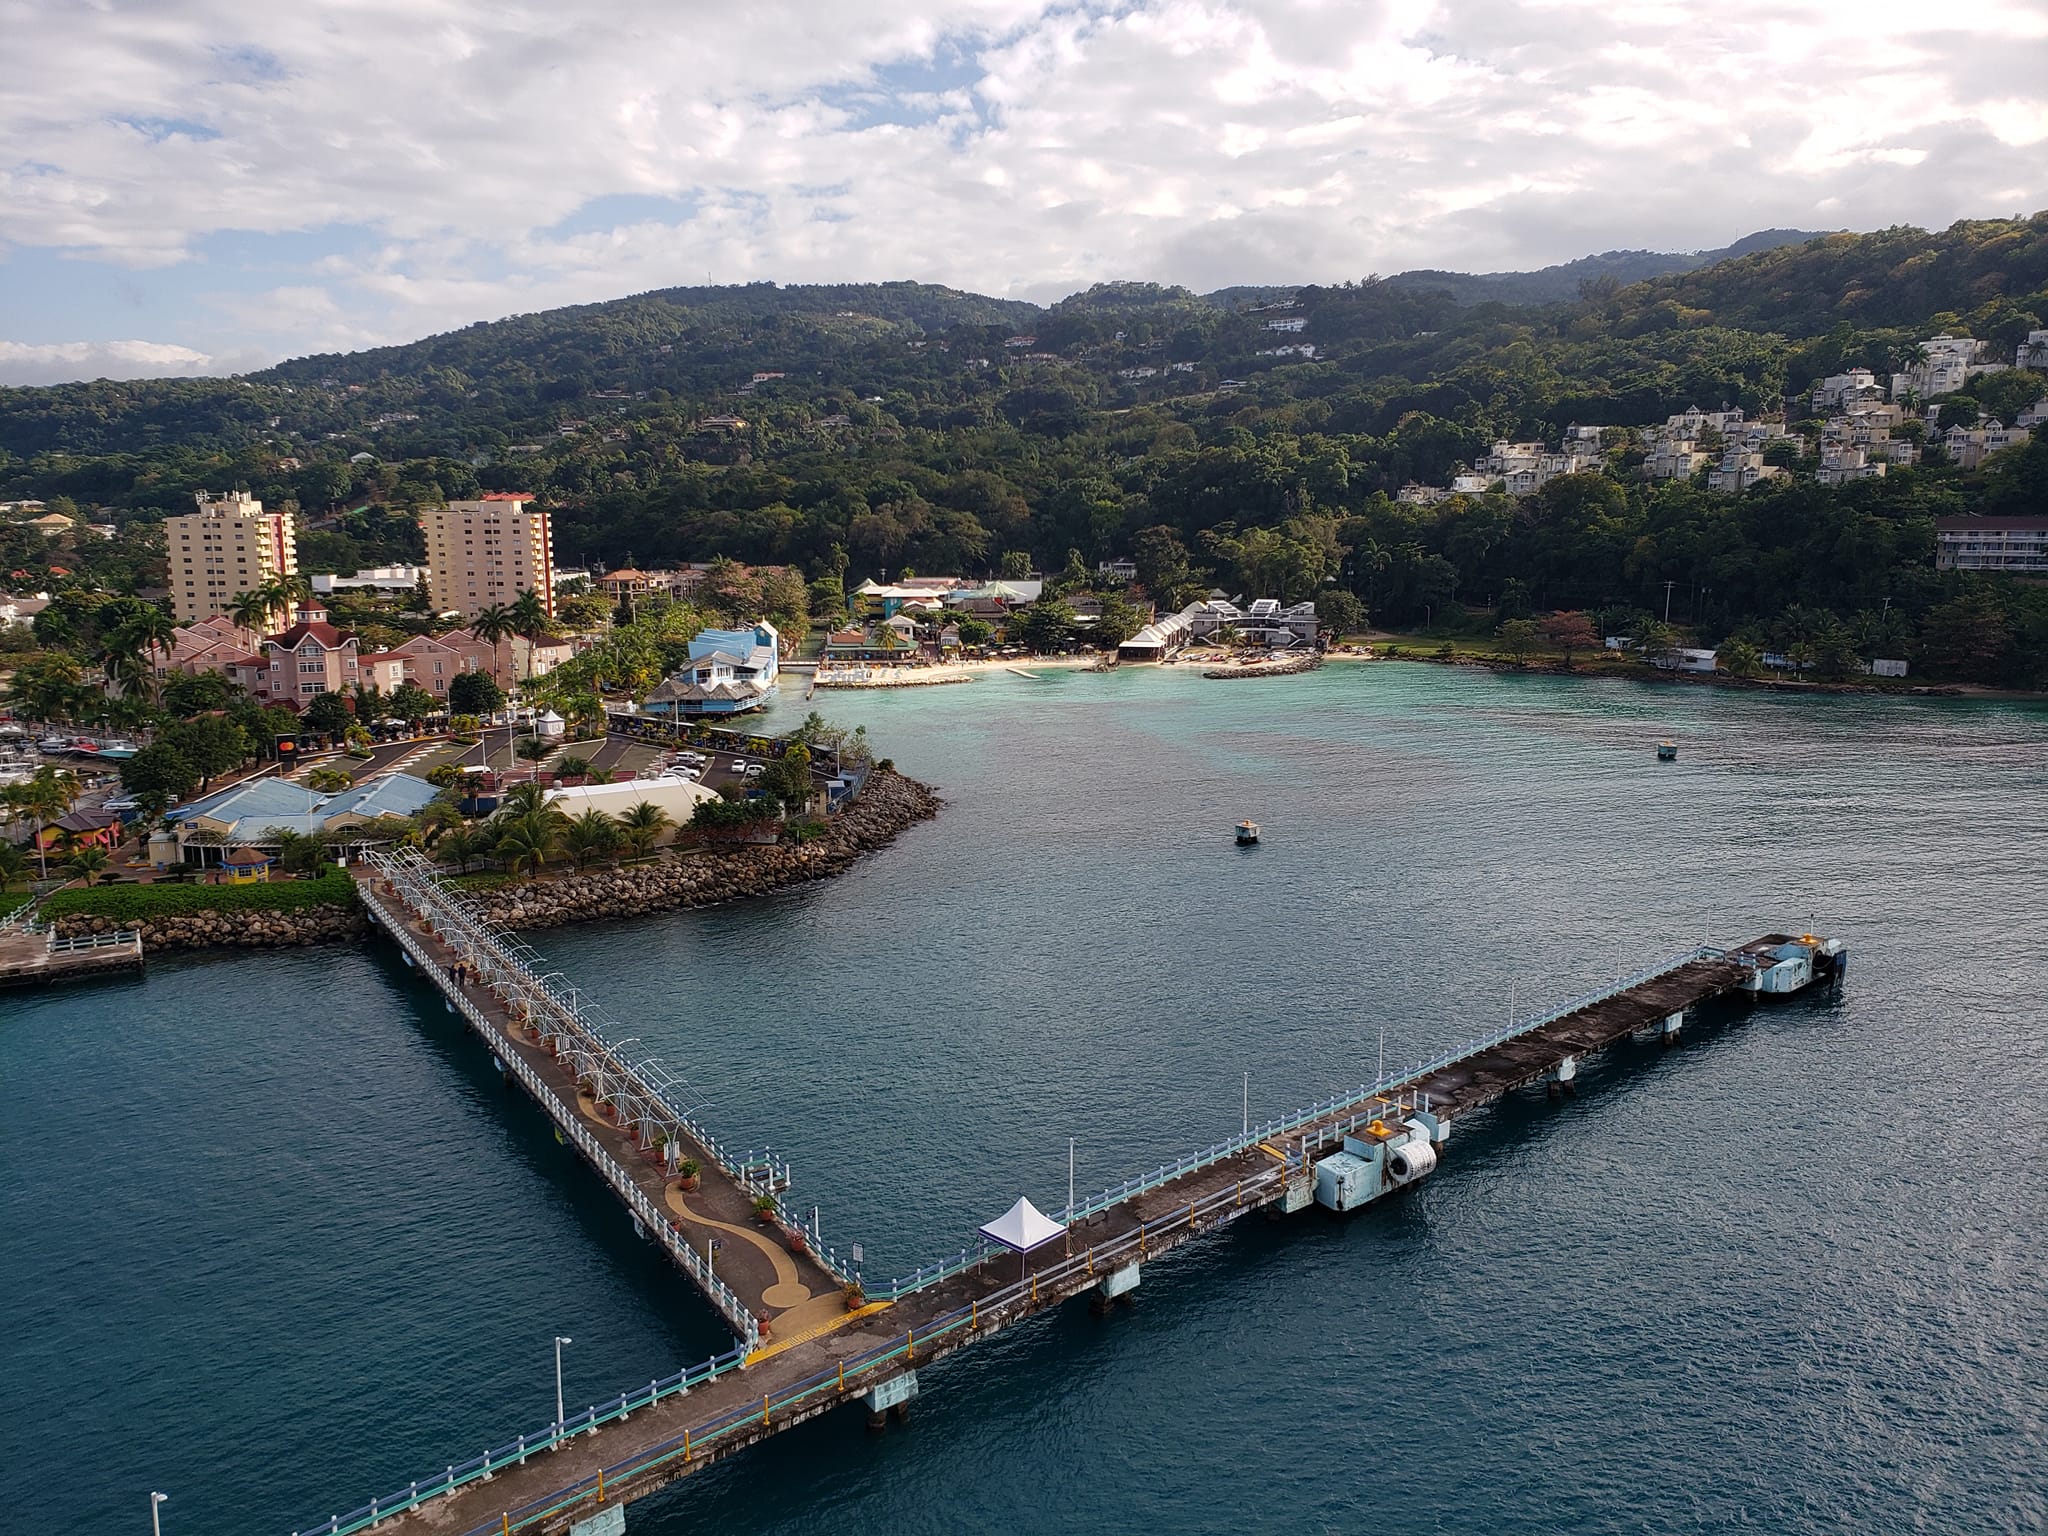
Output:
[562,808,622,868]
[471,603,516,651]
[616,800,672,858]
[447,670,505,716]
[8,767,79,877]
[1089,591,1147,649]
[387,682,438,726]
[1918,592,2012,681]
[1497,618,1541,663]
[162,715,249,786]
[302,691,354,738]
[998,549,1033,580]
[230,589,275,631]
[1540,610,1599,668]
[1011,599,1077,653]
[5,652,89,722]
[1718,638,1763,678]
[509,589,553,677]
[1315,588,1365,638]
[305,767,355,792]
[119,742,198,819]
[162,671,234,716]
[956,617,993,648]
[759,744,813,815]
[493,807,565,877]
[1636,622,1679,668]
[0,840,28,890]
[514,736,554,764]
[1497,577,1533,622]
[435,826,492,873]
[61,846,111,886]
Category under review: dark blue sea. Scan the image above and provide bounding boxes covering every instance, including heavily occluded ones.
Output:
[5,664,2044,1535]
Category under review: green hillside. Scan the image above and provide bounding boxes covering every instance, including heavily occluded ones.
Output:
[4,215,2046,688]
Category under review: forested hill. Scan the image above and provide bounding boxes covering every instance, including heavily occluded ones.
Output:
[1382,228,1825,307]
[4,214,2047,685]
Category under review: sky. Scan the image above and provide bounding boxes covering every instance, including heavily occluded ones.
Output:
[2,0,2045,386]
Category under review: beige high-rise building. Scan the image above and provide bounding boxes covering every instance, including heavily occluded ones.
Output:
[421,495,556,617]
[165,491,298,622]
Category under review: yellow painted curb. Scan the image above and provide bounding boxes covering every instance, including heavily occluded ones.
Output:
[744,1301,893,1366]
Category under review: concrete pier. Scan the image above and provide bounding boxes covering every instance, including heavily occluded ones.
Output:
[315,888,1805,1536]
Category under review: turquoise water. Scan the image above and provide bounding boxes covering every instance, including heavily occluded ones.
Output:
[5,664,2045,1534]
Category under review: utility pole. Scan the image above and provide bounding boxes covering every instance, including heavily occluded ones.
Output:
[1663,580,1676,622]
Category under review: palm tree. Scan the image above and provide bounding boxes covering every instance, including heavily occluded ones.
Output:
[499,781,550,817]
[562,808,621,869]
[1719,638,1762,678]
[123,604,178,668]
[12,767,80,878]
[617,800,671,859]
[493,807,564,878]
[230,589,275,632]
[0,840,30,891]
[305,767,356,792]
[510,588,552,680]
[61,846,111,886]
[435,825,492,873]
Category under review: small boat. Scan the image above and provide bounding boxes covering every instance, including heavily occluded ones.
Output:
[1656,740,1678,762]
[1236,820,1260,845]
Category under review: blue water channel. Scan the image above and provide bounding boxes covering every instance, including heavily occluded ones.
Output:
[5,663,2044,1535]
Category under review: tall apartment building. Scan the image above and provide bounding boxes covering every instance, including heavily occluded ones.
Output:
[165,491,297,622]
[420,494,555,617]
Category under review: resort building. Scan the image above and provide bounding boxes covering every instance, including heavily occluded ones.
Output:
[165,490,297,623]
[1185,597,1321,648]
[641,621,781,718]
[154,772,439,866]
[310,565,428,596]
[420,494,555,618]
[1935,516,2048,574]
[218,602,362,706]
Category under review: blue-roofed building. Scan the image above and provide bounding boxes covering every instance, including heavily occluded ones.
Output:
[156,771,441,866]
[641,620,780,719]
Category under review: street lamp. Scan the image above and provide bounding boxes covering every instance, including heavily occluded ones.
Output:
[553,1336,573,1436]
[150,1492,168,1536]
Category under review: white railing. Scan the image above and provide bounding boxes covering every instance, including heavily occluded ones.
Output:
[876,944,1733,1297]
[359,870,763,1345]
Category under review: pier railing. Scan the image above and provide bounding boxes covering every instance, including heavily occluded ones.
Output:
[361,851,861,1283]
[872,944,1732,1299]
[293,928,1742,1535]
[292,1158,1286,1536]
[359,875,764,1344]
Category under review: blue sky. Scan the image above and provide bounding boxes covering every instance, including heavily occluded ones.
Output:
[3,0,2044,384]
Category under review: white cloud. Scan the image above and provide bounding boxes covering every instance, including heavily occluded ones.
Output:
[0,340,269,387]
[0,0,2044,379]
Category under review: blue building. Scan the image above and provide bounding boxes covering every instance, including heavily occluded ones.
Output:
[642,621,780,718]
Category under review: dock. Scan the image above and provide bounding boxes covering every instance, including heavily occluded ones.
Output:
[0,914,143,987]
[305,851,1828,1536]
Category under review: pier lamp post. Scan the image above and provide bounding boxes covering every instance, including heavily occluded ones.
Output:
[149,1492,167,1536]
[554,1336,573,1434]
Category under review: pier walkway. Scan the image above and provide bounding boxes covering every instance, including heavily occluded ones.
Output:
[0,909,142,987]
[312,852,1780,1536]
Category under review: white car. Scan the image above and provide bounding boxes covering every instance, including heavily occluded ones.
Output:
[744,763,766,777]
[729,760,749,771]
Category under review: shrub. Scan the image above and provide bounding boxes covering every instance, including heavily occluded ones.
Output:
[41,867,358,922]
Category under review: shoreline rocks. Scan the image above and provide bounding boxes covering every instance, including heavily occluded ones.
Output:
[52,769,942,956]
[477,767,942,931]
[54,903,368,952]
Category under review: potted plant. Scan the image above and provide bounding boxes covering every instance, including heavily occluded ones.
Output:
[842,1282,865,1312]
[752,1194,778,1226]
[678,1158,700,1193]
[786,1225,807,1255]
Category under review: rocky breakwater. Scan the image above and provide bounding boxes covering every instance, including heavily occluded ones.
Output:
[54,903,368,952]
[479,767,941,931]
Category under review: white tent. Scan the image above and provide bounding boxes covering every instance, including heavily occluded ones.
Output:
[978,1196,1066,1254]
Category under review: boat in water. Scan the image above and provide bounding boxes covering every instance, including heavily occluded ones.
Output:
[1656,740,1678,761]
[1236,820,1260,846]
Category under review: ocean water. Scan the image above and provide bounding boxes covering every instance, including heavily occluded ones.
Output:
[4,663,2044,1535]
